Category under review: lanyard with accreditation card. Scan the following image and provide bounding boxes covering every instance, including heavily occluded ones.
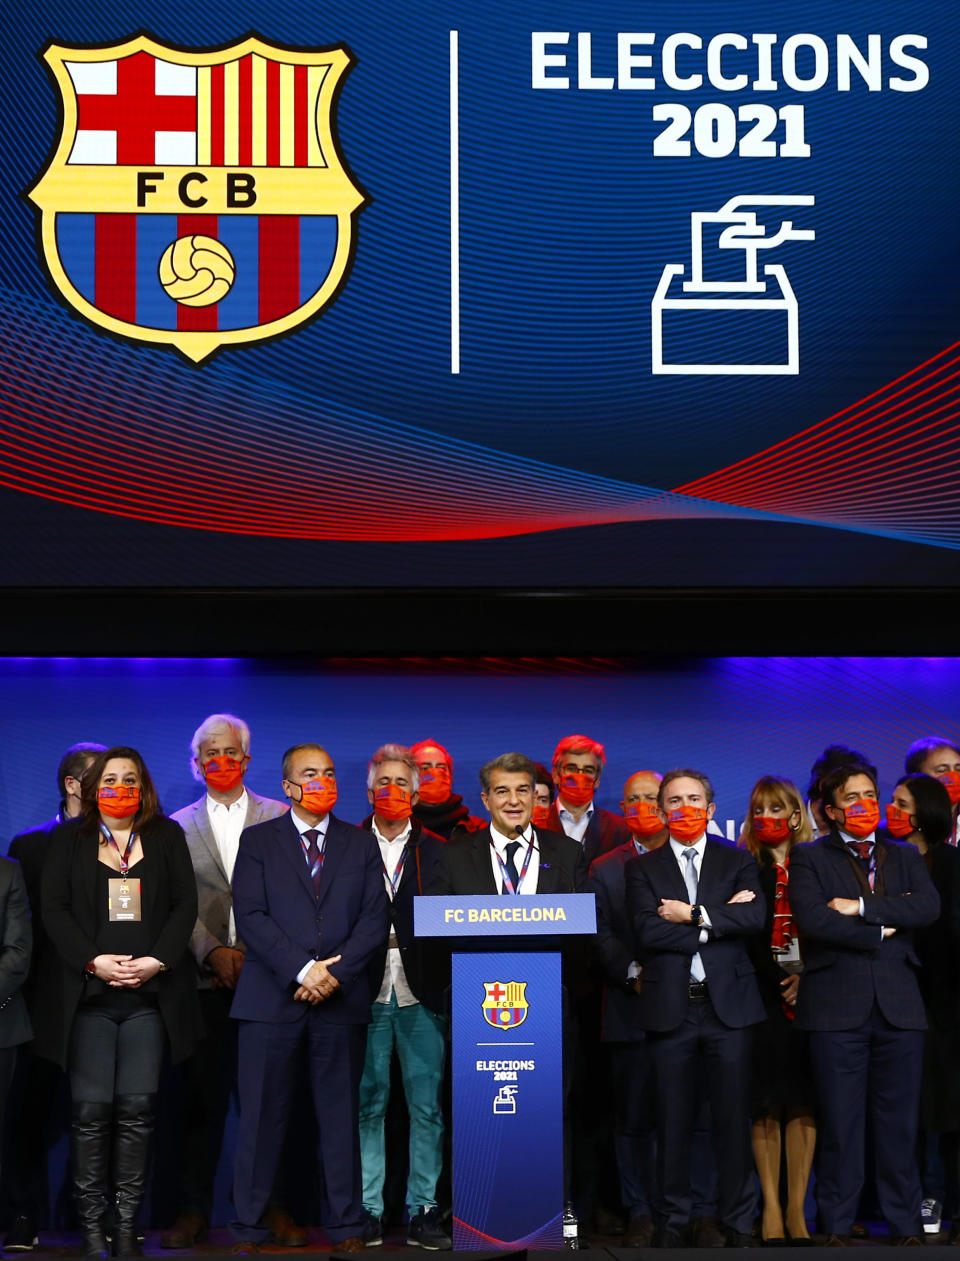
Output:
[490,834,536,894]
[100,823,142,921]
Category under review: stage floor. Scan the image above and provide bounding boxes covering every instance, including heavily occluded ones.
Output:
[17,1231,954,1256]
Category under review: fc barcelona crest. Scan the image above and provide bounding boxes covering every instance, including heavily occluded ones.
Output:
[28,33,367,362]
[482,981,529,1030]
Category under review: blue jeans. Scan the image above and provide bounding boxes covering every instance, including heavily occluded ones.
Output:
[358,994,446,1217]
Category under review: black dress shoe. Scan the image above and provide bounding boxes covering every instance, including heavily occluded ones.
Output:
[693,1218,729,1248]
[2,1217,38,1253]
[762,1238,787,1247]
[890,1237,925,1247]
[723,1230,763,1247]
[653,1227,685,1248]
[850,1224,870,1240]
[624,1215,656,1248]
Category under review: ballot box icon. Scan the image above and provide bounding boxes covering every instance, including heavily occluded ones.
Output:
[652,195,815,375]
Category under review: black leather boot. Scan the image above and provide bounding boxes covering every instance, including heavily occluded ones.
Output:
[110,1095,154,1257]
[71,1100,113,1258]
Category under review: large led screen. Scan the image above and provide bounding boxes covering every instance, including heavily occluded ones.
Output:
[2,1,958,585]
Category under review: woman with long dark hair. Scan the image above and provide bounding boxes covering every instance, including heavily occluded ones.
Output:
[742,775,816,1245]
[34,746,200,1257]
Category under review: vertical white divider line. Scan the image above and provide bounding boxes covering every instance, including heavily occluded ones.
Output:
[450,29,460,374]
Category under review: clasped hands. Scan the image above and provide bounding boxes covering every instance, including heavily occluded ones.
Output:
[91,953,163,987]
[294,953,342,1005]
[658,887,755,923]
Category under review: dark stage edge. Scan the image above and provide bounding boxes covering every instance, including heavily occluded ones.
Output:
[21,1238,952,1256]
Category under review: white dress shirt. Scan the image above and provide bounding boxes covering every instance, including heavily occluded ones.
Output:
[489,823,539,894]
[668,835,714,972]
[839,828,878,929]
[206,788,248,947]
[557,800,594,845]
[372,818,418,1007]
[290,809,330,984]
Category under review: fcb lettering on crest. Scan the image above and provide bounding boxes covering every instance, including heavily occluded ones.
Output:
[29,33,367,362]
[482,981,529,1029]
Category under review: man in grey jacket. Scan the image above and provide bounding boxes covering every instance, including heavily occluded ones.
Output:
[160,713,289,1248]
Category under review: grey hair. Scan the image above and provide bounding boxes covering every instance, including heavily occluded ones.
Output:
[190,713,251,782]
[366,744,420,792]
[479,752,536,793]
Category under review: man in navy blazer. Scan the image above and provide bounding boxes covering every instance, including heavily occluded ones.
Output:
[789,763,940,1246]
[588,771,669,1247]
[230,743,389,1252]
[625,769,765,1248]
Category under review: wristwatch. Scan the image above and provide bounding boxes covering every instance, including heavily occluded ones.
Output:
[690,904,703,927]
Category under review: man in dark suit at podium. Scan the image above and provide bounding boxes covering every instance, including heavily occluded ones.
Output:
[625,769,765,1248]
[789,763,940,1246]
[229,743,389,1253]
[431,752,587,897]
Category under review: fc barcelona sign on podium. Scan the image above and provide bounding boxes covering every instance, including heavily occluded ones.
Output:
[29,34,367,362]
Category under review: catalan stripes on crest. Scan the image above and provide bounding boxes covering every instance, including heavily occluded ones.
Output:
[32,34,366,361]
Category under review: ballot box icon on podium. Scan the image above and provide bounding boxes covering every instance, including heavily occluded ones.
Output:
[414,894,596,1250]
[652,194,815,375]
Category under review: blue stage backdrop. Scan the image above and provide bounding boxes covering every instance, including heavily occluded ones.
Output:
[3,652,960,1228]
[3,656,960,850]
[1,2,959,585]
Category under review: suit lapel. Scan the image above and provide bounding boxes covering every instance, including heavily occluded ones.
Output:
[315,816,349,907]
[278,812,318,903]
[191,798,228,883]
[534,834,561,893]
[473,829,498,894]
[655,842,690,901]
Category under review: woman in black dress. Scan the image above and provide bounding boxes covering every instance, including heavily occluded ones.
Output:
[742,775,816,1244]
[888,772,960,1238]
[35,747,200,1257]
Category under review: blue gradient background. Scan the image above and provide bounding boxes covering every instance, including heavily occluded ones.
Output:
[4,655,960,849]
[2,1,958,582]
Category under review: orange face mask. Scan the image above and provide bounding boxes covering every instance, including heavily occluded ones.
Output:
[298,778,338,816]
[374,783,413,821]
[203,757,245,793]
[559,772,595,808]
[667,805,708,843]
[98,784,140,819]
[841,798,880,839]
[938,771,960,805]
[531,802,552,828]
[885,803,915,838]
[624,801,663,838]
[416,765,451,805]
[753,816,791,844]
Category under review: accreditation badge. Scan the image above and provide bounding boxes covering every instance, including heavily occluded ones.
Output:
[108,878,142,922]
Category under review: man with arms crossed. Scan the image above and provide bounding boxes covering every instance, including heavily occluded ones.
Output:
[790,763,939,1246]
[626,769,765,1249]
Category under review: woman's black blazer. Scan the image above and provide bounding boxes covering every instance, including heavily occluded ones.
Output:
[33,815,202,1069]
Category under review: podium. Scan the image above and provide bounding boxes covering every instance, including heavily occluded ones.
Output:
[414,894,596,1251]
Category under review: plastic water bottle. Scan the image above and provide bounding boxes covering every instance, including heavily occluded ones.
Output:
[563,1203,580,1250]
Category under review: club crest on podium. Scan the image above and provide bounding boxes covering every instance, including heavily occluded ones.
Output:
[29,32,367,362]
[482,981,529,1029]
